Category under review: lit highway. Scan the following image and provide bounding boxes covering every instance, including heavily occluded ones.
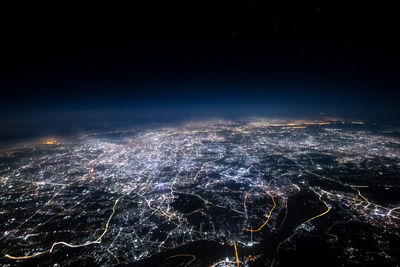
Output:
[1,118,399,266]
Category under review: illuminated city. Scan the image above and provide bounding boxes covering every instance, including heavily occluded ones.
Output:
[2,4,400,266]
[1,118,399,266]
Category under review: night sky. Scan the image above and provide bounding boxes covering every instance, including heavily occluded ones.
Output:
[1,4,400,137]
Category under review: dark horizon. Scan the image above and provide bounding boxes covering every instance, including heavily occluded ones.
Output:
[2,4,400,136]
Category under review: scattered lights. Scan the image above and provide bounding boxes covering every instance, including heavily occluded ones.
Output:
[0,119,399,266]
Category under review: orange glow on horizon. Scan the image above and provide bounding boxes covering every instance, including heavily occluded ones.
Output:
[42,138,59,145]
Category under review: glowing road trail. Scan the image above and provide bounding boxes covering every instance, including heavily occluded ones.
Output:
[5,196,124,260]
[1,119,399,266]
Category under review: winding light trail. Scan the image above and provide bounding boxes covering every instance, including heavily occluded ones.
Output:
[306,188,330,223]
[243,193,276,232]
[5,196,124,260]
